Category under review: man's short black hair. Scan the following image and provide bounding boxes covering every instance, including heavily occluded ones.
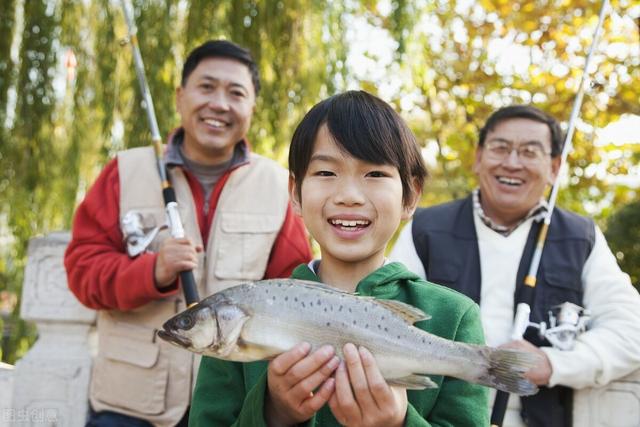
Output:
[479,105,564,157]
[288,90,427,208]
[181,40,260,96]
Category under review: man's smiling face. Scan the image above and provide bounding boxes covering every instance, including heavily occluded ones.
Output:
[473,117,561,227]
[176,57,255,165]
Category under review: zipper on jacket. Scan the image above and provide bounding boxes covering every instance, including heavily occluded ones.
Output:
[203,200,209,223]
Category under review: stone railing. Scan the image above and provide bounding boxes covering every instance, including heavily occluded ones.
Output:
[0,232,639,426]
[0,362,14,427]
[3,232,94,427]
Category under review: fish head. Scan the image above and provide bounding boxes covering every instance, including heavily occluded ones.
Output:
[158,303,216,353]
[158,298,249,358]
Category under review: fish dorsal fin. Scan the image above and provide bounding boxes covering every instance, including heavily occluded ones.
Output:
[374,299,431,324]
[291,279,355,295]
[288,279,430,323]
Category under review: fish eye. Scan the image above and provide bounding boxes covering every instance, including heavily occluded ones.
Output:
[176,315,194,330]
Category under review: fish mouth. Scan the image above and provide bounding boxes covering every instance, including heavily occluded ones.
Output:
[157,329,192,348]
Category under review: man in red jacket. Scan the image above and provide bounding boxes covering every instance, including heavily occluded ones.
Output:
[65,40,312,427]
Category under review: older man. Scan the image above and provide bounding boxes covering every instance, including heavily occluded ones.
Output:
[390,105,640,426]
[65,40,312,426]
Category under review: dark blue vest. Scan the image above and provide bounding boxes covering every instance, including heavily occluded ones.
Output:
[411,195,595,427]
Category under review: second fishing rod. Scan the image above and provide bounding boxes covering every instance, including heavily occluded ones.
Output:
[119,0,200,307]
[490,0,610,425]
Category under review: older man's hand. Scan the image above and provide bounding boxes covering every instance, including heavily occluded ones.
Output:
[500,339,552,386]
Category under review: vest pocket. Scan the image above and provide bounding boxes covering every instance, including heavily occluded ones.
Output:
[91,328,169,415]
[543,268,583,308]
[214,213,281,280]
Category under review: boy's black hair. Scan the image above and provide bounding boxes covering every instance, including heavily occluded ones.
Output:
[479,105,563,157]
[288,90,427,207]
[181,40,260,96]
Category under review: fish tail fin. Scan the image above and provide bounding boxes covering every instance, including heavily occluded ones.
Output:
[476,347,539,396]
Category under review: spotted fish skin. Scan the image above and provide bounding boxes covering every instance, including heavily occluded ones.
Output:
[158,279,538,395]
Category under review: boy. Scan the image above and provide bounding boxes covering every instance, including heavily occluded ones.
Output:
[190,91,489,426]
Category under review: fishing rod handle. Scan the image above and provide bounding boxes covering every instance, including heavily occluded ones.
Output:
[166,202,185,239]
[490,390,510,427]
[511,303,532,341]
[180,271,200,307]
[163,188,201,306]
[493,300,534,425]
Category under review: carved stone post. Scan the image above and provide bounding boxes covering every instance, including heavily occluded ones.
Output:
[0,362,14,427]
[11,232,96,426]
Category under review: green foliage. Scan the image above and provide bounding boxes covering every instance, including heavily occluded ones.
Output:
[0,0,15,134]
[127,0,182,148]
[0,0,349,363]
[1,0,61,361]
[10,0,60,241]
[605,199,640,289]
[0,0,638,363]
[374,0,640,216]
[0,1,16,209]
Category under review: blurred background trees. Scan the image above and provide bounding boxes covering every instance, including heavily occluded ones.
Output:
[605,199,640,287]
[0,0,638,362]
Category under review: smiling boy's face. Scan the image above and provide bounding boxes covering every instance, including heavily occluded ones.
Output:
[290,125,416,277]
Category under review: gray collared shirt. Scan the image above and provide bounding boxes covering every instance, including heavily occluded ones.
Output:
[164,128,250,208]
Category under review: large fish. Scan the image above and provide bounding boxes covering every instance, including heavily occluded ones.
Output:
[158,279,538,395]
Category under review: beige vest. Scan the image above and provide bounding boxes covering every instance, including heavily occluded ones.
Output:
[89,146,289,426]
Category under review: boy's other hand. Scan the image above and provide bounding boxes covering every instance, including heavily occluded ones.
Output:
[329,343,407,427]
[265,342,339,427]
[154,237,201,288]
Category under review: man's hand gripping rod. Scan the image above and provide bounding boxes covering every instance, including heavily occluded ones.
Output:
[119,0,200,307]
[490,1,609,425]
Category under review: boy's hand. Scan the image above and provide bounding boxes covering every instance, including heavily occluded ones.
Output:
[328,344,407,427]
[265,342,339,427]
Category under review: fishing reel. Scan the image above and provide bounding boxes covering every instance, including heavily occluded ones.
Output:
[529,302,590,351]
[121,210,163,257]
[121,205,186,257]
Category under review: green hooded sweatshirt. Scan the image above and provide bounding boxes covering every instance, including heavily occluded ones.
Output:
[189,262,489,426]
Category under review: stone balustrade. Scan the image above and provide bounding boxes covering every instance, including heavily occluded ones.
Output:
[2,232,95,427]
[0,232,638,426]
[0,362,14,427]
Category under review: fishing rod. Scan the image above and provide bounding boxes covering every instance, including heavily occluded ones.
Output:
[490,0,610,425]
[118,0,200,307]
